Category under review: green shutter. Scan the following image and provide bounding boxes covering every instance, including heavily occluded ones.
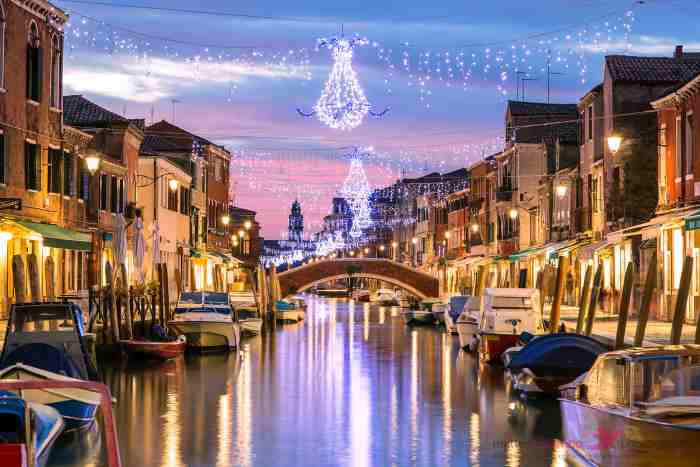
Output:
[34,47,42,102]
[26,48,32,99]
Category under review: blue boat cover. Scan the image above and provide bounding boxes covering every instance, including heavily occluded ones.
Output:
[276,300,296,310]
[506,333,608,378]
[449,296,470,321]
[1,343,83,379]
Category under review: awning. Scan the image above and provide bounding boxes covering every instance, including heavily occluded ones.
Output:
[577,239,611,261]
[685,209,700,231]
[14,220,92,251]
[190,248,202,258]
[509,246,546,261]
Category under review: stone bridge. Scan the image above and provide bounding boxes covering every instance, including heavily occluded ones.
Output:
[277,258,439,299]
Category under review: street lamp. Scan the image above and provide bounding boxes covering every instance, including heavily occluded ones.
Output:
[556,183,568,198]
[244,220,252,230]
[238,229,245,238]
[85,153,101,175]
[509,207,518,220]
[607,134,622,155]
[444,231,451,239]
[168,179,179,192]
[349,251,355,256]
[379,245,385,251]
[222,215,230,227]
[471,223,479,233]
[411,237,418,245]
[391,241,398,248]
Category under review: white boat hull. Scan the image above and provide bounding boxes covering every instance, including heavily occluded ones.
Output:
[277,310,302,323]
[168,319,240,350]
[240,318,263,335]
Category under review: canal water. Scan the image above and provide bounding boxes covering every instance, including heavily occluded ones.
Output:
[50,296,567,467]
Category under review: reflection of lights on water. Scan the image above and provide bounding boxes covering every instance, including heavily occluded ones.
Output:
[506,441,520,467]
[234,353,252,467]
[551,441,567,467]
[162,390,183,467]
[350,308,371,467]
[364,304,370,341]
[390,381,398,460]
[215,393,232,467]
[442,333,452,463]
[379,307,385,324]
[410,330,418,459]
[508,402,517,411]
[469,413,480,467]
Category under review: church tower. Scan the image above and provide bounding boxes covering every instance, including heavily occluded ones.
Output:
[288,199,304,243]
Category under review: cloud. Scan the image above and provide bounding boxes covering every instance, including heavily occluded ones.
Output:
[580,35,700,56]
[64,52,309,103]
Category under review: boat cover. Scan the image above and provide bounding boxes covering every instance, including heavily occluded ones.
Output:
[276,300,297,310]
[449,296,470,321]
[506,333,608,378]
[1,343,82,379]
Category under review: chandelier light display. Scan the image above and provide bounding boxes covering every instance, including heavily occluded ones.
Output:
[298,35,389,131]
[340,150,373,238]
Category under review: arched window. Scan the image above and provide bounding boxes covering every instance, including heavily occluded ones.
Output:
[0,2,6,89]
[27,21,41,102]
[50,34,61,108]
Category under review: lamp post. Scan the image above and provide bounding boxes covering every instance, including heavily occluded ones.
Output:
[391,241,398,261]
[607,134,622,155]
[411,237,418,267]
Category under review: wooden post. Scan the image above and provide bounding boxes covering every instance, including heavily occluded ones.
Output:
[615,262,634,349]
[585,264,603,337]
[44,256,55,300]
[549,255,569,334]
[12,255,26,304]
[671,256,693,345]
[157,264,165,326]
[161,263,171,323]
[174,267,182,299]
[119,264,132,340]
[576,265,593,334]
[476,265,487,297]
[27,253,40,302]
[635,255,657,347]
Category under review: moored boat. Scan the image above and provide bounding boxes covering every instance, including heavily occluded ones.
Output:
[505,333,608,396]
[352,289,371,302]
[237,306,264,335]
[401,309,434,325]
[168,292,240,351]
[275,300,302,323]
[0,302,101,431]
[456,296,481,351]
[478,288,544,363]
[445,295,470,334]
[0,391,64,467]
[560,345,700,467]
[120,335,187,360]
[431,302,448,324]
[315,288,350,298]
[372,288,399,306]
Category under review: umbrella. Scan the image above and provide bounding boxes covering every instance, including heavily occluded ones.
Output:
[113,213,127,267]
[151,220,160,280]
[134,217,145,282]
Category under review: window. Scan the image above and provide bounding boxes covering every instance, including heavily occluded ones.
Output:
[26,22,41,102]
[24,142,40,190]
[78,159,89,202]
[100,173,108,210]
[167,183,178,211]
[676,116,683,178]
[110,176,118,213]
[686,113,694,175]
[587,105,593,141]
[50,34,61,108]
[0,2,5,89]
[117,178,124,213]
[63,152,73,196]
[591,176,599,213]
[179,186,190,214]
[659,124,667,202]
[48,148,61,194]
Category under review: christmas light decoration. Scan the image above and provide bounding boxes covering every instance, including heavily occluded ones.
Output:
[340,150,373,238]
[298,35,389,131]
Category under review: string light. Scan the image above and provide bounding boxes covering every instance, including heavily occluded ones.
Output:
[340,149,373,238]
[298,35,388,130]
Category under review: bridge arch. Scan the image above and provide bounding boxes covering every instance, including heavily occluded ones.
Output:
[277,258,439,299]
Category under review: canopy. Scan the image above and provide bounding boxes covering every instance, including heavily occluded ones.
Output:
[15,220,91,251]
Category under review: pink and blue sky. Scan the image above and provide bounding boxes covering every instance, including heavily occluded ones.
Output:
[56,0,700,237]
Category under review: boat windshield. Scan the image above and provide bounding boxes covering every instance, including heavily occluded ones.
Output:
[178,292,203,304]
[175,307,231,315]
[203,293,229,305]
[490,297,533,309]
[8,305,76,333]
[633,358,700,404]
[237,308,259,320]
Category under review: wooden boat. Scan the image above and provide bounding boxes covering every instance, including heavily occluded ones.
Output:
[560,345,700,467]
[315,288,350,298]
[120,335,187,360]
[504,333,608,396]
[456,296,481,351]
[352,289,370,302]
[445,296,470,334]
[0,302,101,431]
[0,391,64,467]
[478,288,545,363]
[168,292,240,351]
[237,306,263,335]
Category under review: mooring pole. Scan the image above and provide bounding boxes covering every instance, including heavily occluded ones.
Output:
[671,256,693,345]
[549,255,569,333]
[585,264,603,337]
[576,265,593,334]
[615,262,634,349]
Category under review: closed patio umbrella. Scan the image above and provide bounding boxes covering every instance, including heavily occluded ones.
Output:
[134,217,145,282]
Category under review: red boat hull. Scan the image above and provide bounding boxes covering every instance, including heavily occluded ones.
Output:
[122,340,186,360]
[0,444,27,467]
[479,333,520,363]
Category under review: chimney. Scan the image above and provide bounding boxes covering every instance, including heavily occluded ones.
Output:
[675,45,684,58]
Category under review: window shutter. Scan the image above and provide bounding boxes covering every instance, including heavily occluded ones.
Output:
[26,47,32,99]
[36,145,41,191]
[24,143,30,188]
[35,47,42,101]
[0,133,4,184]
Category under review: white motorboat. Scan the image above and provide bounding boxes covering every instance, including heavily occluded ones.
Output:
[375,289,399,306]
[169,292,241,350]
[275,300,303,323]
[457,296,482,351]
[237,305,263,335]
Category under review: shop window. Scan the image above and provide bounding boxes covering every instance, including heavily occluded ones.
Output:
[167,184,178,211]
[26,22,41,102]
[24,142,40,190]
[48,148,62,194]
[179,186,190,214]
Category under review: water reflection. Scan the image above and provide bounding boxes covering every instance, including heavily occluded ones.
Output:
[54,296,566,466]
